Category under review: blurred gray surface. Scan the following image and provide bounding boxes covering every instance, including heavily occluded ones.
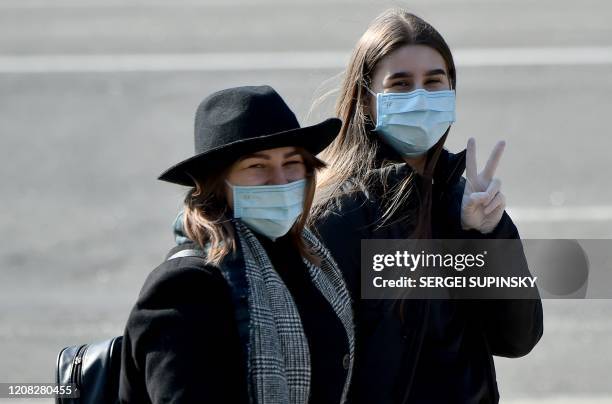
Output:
[1,0,611,402]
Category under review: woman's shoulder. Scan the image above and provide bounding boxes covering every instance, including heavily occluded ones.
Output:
[134,243,230,309]
[370,162,411,180]
[315,184,377,230]
[321,164,411,215]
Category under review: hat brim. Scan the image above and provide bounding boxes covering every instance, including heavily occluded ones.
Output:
[158,118,341,186]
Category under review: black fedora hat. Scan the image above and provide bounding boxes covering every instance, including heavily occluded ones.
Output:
[158,85,341,186]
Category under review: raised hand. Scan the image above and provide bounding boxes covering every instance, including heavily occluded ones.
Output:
[461,137,506,234]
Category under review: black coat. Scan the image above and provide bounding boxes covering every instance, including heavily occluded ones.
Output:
[118,243,249,403]
[314,149,543,404]
[119,234,350,404]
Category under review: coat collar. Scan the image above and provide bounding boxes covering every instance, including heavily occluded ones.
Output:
[433,148,466,187]
[387,148,466,190]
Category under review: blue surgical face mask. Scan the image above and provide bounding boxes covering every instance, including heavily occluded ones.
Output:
[227,178,306,240]
[368,87,456,157]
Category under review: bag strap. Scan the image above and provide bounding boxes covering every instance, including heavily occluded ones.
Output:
[166,247,251,388]
[167,249,206,260]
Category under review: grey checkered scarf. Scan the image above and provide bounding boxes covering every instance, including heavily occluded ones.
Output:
[233,219,354,404]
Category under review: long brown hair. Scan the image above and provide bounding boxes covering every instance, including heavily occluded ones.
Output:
[183,148,326,265]
[312,9,456,237]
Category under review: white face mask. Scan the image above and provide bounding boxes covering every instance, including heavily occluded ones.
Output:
[227,178,306,240]
[369,88,456,157]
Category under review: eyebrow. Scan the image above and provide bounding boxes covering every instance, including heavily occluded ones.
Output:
[283,150,302,158]
[384,69,447,81]
[239,150,301,162]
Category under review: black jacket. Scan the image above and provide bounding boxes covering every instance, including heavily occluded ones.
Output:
[119,234,350,403]
[314,149,543,404]
[118,243,249,403]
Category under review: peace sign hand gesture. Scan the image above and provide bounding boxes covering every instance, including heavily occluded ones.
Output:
[461,137,507,234]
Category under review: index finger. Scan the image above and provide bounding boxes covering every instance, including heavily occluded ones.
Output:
[482,140,506,182]
[465,137,478,184]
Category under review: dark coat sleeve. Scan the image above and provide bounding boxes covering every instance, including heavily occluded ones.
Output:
[480,212,544,358]
[118,257,248,404]
[443,178,544,358]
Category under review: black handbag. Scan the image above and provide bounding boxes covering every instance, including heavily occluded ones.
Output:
[55,336,123,404]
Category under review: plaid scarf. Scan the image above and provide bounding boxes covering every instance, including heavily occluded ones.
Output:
[233,219,354,404]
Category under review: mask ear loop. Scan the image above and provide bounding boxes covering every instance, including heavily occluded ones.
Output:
[358,75,378,96]
[361,80,379,129]
[363,82,377,97]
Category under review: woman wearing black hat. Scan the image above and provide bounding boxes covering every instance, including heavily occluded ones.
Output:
[118,85,354,404]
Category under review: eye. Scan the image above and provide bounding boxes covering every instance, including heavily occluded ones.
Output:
[284,160,304,167]
[385,81,413,93]
[393,81,412,88]
[246,163,265,169]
